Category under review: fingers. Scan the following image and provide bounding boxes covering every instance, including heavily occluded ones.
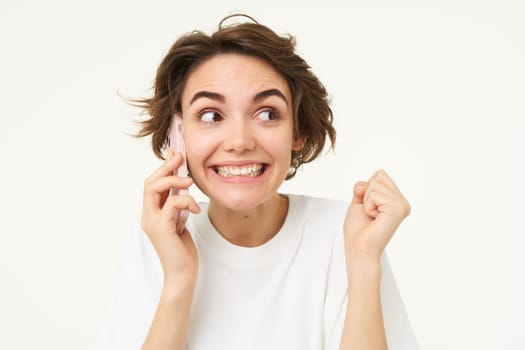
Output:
[160,194,201,224]
[368,169,401,193]
[143,151,191,208]
[141,177,200,239]
[146,152,185,184]
[353,169,410,219]
[166,148,175,160]
[147,176,193,196]
[143,175,193,216]
[363,189,397,218]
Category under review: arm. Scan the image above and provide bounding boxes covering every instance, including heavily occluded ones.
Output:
[142,280,195,350]
[339,256,386,350]
[339,170,411,350]
[140,150,201,349]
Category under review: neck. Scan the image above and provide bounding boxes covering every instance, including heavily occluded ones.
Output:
[207,193,289,247]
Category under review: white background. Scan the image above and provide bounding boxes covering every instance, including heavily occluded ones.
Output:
[1,1,523,349]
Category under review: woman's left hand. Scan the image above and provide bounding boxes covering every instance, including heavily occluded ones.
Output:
[343,169,411,263]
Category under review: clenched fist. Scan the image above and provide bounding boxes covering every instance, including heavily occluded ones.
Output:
[344,169,411,262]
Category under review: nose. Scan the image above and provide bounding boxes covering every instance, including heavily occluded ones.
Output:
[222,118,256,153]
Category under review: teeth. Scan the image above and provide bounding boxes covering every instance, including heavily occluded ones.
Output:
[216,164,264,177]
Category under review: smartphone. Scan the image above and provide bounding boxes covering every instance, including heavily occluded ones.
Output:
[167,114,189,234]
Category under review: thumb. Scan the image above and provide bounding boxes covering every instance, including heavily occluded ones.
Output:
[345,181,372,235]
[351,181,367,204]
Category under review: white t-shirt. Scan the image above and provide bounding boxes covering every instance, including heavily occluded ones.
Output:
[95,194,418,350]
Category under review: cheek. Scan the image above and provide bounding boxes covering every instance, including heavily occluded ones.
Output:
[183,134,201,168]
[183,132,216,169]
[265,134,294,164]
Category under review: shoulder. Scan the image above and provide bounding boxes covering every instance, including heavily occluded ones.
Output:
[288,193,349,229]
[289,193,348,212]
[284,194,349,259]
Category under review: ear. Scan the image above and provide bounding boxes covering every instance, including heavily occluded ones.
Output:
[292,137,306,151]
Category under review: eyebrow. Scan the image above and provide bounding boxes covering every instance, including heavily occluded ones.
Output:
[254,89,288,105]
[189,91,224,105]
[189,88,288,106]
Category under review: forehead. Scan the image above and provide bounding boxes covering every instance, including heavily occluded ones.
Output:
[181,54,291,105]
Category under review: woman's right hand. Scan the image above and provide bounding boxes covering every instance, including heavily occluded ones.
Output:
[141,149,201,285]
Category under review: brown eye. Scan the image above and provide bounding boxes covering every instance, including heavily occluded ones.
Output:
[257,108,279,121]
[199,110,222,123]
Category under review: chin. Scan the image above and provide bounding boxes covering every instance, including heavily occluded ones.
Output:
[206,187,279,213]
[215,193,266,212]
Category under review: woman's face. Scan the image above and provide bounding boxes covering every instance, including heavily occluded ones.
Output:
[180,53,303,211]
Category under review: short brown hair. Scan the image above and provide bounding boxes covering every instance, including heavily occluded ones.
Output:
[132,15,336,179]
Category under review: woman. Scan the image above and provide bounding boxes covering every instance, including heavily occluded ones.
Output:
[97,15,417,350]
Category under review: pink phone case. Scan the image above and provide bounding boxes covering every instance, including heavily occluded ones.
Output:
[167,115,189,234]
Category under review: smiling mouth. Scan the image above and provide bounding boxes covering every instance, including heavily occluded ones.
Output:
[213,164,267,177]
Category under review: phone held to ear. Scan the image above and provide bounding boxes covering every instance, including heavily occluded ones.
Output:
[167,115,189,234]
